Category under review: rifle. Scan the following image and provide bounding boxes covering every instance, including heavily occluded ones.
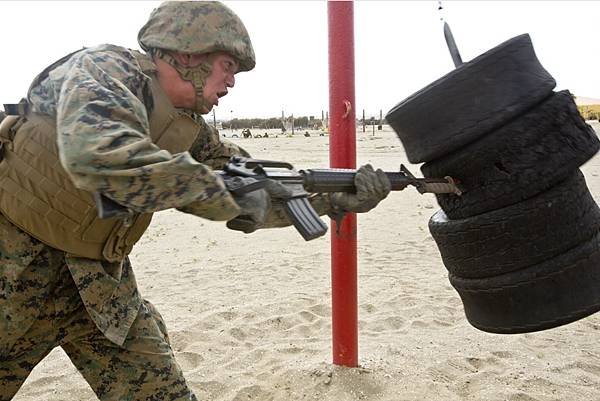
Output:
[95,156,461,241]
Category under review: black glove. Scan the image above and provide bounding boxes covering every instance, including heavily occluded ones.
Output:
[226,177,292,233]
[329,164,391,214]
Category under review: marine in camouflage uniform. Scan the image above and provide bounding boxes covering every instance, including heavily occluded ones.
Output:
[0,2,390,400]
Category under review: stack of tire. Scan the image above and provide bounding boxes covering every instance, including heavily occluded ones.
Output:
[386,34,600,334]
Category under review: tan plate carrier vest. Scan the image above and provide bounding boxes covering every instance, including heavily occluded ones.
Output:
[0,51,201,262]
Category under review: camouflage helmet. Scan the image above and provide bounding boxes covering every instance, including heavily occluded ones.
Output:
[138,1,256,72]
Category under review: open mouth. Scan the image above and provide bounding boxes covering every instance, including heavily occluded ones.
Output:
[217,90,228,98]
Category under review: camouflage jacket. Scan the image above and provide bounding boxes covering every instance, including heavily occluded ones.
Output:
[1,44,248,345]
[29,44,241,216]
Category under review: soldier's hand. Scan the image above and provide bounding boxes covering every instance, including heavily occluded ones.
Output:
[226,177,292,233]
[329,164,391,213]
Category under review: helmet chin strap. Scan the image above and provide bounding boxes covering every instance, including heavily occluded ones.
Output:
[153,49,213,114]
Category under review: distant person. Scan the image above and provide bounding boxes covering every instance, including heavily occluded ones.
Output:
[0,1,390,400]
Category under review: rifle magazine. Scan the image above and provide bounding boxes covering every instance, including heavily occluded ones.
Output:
[284,197,328,241]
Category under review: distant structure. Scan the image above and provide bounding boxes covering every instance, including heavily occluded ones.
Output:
[575,96,600,121]
[281,112,294,134]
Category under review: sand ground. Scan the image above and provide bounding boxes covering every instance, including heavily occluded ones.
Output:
[11,123,600,401]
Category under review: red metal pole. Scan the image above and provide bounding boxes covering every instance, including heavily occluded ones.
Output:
[328,0,357,367]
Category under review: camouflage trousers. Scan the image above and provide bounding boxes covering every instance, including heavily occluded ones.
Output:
[0,252,197,401]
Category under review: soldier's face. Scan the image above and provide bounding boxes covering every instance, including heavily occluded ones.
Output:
[156,51,239,113]
[200,52,239,114]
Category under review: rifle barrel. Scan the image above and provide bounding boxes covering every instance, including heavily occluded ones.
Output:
[302,169,419,192]
[301,169,460,195]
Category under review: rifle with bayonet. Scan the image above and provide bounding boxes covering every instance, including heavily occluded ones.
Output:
[95,156,462,241]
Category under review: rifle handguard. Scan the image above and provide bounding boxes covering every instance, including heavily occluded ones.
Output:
[303,165,461,195]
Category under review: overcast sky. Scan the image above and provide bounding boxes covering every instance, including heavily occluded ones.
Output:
[1,1,599,119]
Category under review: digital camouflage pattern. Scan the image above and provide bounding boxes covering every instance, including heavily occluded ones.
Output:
[29,44,240,219]
[188,117,251,170]
[0,231,196,400]
[0,213,48,351]
[138,1,256,72]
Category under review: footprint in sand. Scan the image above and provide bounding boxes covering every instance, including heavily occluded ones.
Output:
[232,385,273,401]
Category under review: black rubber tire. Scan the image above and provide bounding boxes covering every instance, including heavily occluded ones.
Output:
[429,170,600,278]
[385,33,556,163]
[449,230,600,334]
[421,90,600,219]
